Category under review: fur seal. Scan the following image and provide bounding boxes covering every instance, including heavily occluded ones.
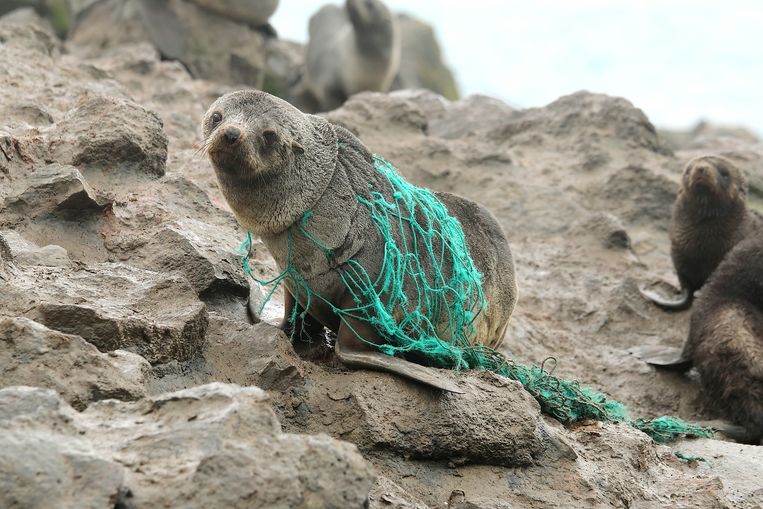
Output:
[640,232,763,443]
[303,0,401,111]
[641,155,762,309]
[202,90,517,392]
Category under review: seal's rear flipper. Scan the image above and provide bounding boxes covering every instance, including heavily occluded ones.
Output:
[631,345,693,372]
[335,338,465,394]
[697,420,752,443]
[640,285,692,311]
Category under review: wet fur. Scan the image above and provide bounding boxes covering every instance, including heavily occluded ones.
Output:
[685,233,763,443]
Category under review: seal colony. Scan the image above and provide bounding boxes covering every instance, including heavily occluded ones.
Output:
[203,89,517,392]
[641,155,762,309]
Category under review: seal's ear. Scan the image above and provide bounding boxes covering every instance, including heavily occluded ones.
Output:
[292,141,305,155]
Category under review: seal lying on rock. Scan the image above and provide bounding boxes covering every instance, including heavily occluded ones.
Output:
[641,155,762,310]
[303,0,401,111]
[202,90,517,393]
[640,232,763,443]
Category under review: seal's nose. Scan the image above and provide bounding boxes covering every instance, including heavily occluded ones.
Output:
[224,126,241,144]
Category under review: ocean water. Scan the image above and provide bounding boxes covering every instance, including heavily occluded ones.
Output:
[272,0,763,135]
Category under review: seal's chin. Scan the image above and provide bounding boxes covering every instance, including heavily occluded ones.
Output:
[688,174,719,196]
[207,137,256,175]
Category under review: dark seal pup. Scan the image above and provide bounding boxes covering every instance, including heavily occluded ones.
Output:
[642,232,763,443]
[202,90,517,392]
[641,155,762,310]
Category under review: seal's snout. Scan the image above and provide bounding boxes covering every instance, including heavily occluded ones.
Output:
[688,164,718,192]
[224,126,242,145]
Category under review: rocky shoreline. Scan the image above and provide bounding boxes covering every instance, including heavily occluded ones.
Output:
[1,7,762,509]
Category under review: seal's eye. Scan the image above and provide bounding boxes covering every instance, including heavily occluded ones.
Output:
[211,112,223,126]
[718,167,730,180]
[262,129,277,146]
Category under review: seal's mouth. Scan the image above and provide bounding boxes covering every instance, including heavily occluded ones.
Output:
[687,168,719,195]
[206,124,262,177]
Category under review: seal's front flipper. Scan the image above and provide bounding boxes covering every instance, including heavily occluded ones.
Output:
[696,420,752,443]
[639,285,692,311]
[335,339,465,393]
[334,322,465,394]
[631,345,693,372]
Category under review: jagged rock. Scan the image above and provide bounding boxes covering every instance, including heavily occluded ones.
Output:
[0,317,149,410]
[48,95,168,182]
[0,230,70,267]
[488,92,669,154]
[205,317,306,391]
[70,0,267,88]
[185,0,278,27]
[392,13,459,101]
[20,263,208,364]
[122,219,248,297]
[3,164,106,219]
[0,383,375,508]
[573,212,632,250]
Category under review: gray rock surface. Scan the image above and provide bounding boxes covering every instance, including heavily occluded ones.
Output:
[392,13,459,101]
[70,0,267,88]
[23,263,208,364]
[274,370,551,467]
[185,0,278,27]
[0,383,375,509]
[0,317,149,409]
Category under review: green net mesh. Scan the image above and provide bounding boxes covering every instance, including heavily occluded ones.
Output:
[240,154,713,444]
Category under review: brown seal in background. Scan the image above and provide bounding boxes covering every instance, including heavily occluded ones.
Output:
[641,155,762,309]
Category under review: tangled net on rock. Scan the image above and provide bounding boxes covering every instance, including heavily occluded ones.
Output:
[241,154,713,444]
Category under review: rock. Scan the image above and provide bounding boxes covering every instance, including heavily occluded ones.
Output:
[0,230,70,267]
[123,219,248,298]
[392,13,459,101]
[429,94,518,140]
[447,490,514,509]
[262,36,304,99]
[185,0,278,27]
[0,383,375,508]
[597,165,677,228]
[20,263,208,364]
[574,212,632,250]
[70,0,267,88]
[0,317,149,410]
[3,164,106,219]
[671,438,763,506]
[0,1,72,37]
[205,317,306,391]
[48,95,168,184]
[276,369,550,467]
[369,477,431,509]
[489,91,668,154]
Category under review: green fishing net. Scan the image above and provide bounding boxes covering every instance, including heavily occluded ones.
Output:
[240,154,713,444]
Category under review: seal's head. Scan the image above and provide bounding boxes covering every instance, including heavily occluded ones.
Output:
[346,0,397,55]
[202,90,337,235]
[679,155,747,210]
